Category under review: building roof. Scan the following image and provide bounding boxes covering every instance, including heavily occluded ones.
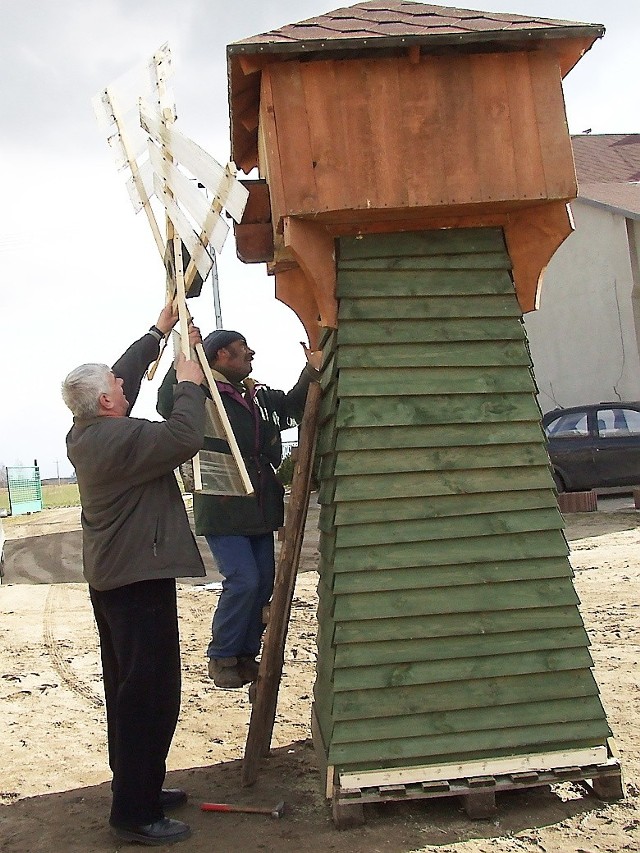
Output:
[228,1,603,171]
[573,134,640,183]
[573,135,640,218]
[231,2,596,48]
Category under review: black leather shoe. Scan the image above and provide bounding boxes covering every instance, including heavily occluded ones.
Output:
[160,788,188,809]
[110,817,191,846]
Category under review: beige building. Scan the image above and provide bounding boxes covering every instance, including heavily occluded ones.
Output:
[525,134,640,413]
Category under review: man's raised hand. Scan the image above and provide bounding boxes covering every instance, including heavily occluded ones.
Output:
[175,351,204,386]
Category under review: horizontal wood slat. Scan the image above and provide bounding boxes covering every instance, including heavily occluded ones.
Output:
[336,340,532,368]
[333,506,563,548]
[337,366,536,397]
[333,627,590,669]
[338,294,521,319]
[331,490,557,526]
[336,393,539,428]
[333,443,549,476]
[332,669,602,721]
[328,719,609,766]
[333,647,594,692]
[333,467,554,502]
[331,531,569,574]
[332,605,585,644]
[337,317,527,345]
[339,227,506,259]
[331,556,572,595]
[332,695,605,744]
[337,267,516,297]
[331,577,577,618]
[331,422,543,451]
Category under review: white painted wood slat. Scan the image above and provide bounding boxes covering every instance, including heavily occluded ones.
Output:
[153,175,217,279]
[141,105,248,223]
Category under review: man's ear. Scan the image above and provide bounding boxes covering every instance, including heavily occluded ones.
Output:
[99,392,114,412]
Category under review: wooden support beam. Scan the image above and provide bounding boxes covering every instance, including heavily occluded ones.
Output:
[282,217,338,329]
[241,381,322,787]
[505,201,574,313]
[275,266,322,350]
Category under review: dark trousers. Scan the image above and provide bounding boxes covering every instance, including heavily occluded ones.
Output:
[89,578,181,827]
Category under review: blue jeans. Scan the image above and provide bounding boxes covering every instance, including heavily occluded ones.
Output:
[205,533,275,660]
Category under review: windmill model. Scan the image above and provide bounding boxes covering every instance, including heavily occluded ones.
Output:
[92,44,252,497]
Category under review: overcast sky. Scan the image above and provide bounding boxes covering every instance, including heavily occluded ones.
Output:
[0,0,637,479]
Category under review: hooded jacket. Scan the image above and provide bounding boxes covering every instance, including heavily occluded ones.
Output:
[157,362,315,536]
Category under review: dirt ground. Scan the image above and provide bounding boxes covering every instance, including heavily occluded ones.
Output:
[1,497,639,853]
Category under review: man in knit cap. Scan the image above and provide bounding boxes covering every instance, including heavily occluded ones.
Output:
[157,330,320,687]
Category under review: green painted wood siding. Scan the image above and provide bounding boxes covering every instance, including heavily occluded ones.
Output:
[314,228,610,776]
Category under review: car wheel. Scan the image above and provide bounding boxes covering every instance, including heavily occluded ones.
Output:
[552,471,565,493]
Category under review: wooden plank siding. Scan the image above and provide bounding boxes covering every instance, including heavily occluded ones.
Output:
[263,52,575,228]
[313,227,609,776]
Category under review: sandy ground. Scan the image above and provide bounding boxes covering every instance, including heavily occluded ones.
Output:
[1,496,639,853]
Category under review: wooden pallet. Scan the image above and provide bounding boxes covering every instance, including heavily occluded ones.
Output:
[327,745,624,828]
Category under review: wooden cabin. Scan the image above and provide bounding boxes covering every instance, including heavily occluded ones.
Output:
[227,2,623,825]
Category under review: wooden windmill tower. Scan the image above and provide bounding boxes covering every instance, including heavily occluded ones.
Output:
[227,2,624,825]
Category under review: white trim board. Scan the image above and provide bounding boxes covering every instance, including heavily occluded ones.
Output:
[339,746,609,790]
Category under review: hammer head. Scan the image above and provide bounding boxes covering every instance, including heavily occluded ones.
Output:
[271,801,285,818]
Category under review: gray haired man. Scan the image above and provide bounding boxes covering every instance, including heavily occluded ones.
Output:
[62,305,205,847]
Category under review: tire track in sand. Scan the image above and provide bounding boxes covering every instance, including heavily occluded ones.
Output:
[43,586,103,708]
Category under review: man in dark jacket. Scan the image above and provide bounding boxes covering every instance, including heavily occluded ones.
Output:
[157,330,319,688]
[62,305,205,847]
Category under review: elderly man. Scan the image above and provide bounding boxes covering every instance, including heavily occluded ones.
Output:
[157,330,319,688]
[62,305,205,847]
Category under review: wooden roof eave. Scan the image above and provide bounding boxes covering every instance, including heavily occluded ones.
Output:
[227,24,603,171]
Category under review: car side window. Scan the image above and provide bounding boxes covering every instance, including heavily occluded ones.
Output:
[545,412,589,437]
[597,408,640,437]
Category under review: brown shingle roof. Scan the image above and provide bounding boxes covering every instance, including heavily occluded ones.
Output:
[572,134,640,184]
[571,135,640,218]
[231,2,597,48]
[228,2,604,171]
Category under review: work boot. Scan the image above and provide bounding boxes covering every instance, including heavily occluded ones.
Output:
[237,656,259,684]
[208,656,243,688]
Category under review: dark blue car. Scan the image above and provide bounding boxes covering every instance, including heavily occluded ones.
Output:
[542,402,640,492]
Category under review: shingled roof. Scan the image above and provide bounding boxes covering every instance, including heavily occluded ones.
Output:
[229,2,600,51]
[228,2,603,171]
[572,135,640,218]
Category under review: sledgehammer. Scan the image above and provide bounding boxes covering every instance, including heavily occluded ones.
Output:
[200,800,285,819]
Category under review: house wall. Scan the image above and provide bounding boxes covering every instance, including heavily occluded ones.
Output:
[524,202,640,412]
